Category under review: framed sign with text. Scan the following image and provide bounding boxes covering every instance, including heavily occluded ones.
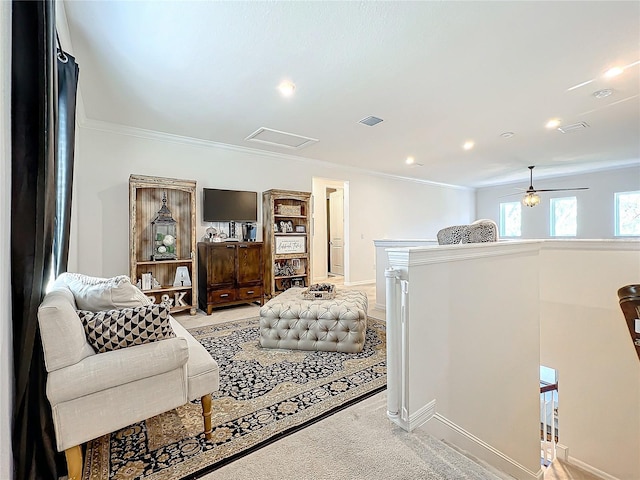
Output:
[275,235,306,254]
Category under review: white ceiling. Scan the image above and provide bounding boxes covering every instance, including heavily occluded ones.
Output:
[61,1,640,188]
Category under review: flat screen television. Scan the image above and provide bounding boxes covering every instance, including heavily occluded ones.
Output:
[203,188,257,222]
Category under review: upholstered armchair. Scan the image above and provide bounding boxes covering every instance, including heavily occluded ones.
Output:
[38,273,219,480]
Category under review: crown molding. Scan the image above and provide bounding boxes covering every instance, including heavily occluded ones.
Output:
[77,117,471,191]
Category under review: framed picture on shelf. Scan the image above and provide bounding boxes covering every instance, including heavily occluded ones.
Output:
[275,235,306,254]
[291,258,305,274]
[279,220,294,233]
[295,225,306,233]
[292,278,304,288]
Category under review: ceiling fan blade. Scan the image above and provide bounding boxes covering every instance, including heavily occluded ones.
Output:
[533,187,589,192]
[498,192,525,198]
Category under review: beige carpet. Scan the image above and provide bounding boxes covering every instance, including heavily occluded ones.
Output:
[201,391,510,480]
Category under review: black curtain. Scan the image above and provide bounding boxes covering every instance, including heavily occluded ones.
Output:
[54,46,79,277]
[11,1,78,478]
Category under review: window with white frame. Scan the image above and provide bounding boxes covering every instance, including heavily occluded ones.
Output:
[615,191,640,236]
[499,202,521,237]
[550,197,577,237]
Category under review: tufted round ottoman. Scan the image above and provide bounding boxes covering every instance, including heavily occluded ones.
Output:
[259,287,368,353]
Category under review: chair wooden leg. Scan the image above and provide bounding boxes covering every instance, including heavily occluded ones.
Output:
[201,393,212,440]
[65,445,83,480]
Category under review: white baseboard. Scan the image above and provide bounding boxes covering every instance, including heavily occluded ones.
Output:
[429,412,543,480]
[407,399,436,431]
[555,443,568,461]
[343,279,375,286]
[566,456,621,480]
[389,403,542,480]
[557,443,622,480]
[373,302,386,311]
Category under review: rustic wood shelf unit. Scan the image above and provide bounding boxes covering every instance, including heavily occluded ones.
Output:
[263,189,312,298]
[129,174,198,315]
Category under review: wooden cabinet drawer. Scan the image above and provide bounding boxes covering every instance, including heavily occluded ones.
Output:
[208,289,236,304]
[238,286,262,300]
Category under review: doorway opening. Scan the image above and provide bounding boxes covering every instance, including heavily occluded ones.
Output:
[311,178,349,284]
[326,187,344,278]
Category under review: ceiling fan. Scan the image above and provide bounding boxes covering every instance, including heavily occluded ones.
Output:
[505,166,589,207]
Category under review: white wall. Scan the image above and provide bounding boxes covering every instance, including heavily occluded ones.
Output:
[476,166,640,239]
[539,241,640,480]
[1,1,13,477]
[385,240,640,480]
[385,242,543,480]
[72,124,474,285]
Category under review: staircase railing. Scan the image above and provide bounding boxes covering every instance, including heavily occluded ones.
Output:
[540,382,558,466]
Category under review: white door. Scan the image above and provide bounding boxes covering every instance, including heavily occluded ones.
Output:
[329,189,344,275]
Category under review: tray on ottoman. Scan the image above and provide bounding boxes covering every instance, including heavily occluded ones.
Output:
[259,287,368,353]
[302,283,336,300]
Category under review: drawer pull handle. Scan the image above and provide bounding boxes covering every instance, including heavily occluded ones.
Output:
[226,245,235,248]
[220,294,229,298]
[247,290,254,294]
[239,245,248,248]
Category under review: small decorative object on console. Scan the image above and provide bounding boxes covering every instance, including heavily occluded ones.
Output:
[203,227,217,242]
[141,272,152,291]
[302,283,336,300]
[173,266,192,287]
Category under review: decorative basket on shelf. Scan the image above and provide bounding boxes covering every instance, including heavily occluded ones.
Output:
[302,283,335,300]
[276,204,301,216]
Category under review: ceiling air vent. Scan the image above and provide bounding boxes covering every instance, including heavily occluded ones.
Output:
[245,127,318,149]
[359,116,384,127]
[557,122,590,134]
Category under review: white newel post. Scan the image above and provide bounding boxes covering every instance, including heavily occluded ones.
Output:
[385,267,401,421]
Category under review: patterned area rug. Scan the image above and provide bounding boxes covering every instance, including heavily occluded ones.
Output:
[83,317,386,479]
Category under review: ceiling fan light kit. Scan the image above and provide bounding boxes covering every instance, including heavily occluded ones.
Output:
[522,192,541,207]
[510,166,590,207]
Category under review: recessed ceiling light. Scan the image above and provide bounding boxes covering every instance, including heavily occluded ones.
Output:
[546,119,561,129]
[593,89,613,99]
[405,156,423,167]
[278,80,296,97]
[604,66,624,78]
[463,141,474,151]
[500,132,515,138]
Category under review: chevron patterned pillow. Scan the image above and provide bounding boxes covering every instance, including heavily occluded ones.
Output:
[78,304,175,353]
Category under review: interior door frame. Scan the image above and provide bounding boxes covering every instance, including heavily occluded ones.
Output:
[311,177,350,284]
[328,188,344,275]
